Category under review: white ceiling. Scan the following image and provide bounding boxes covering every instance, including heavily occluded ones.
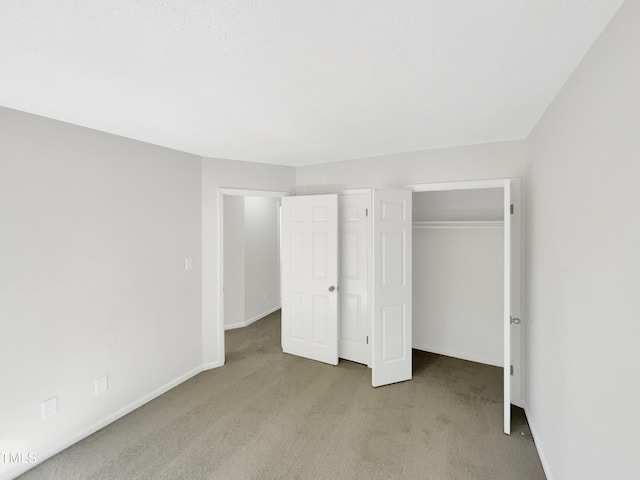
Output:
[0,1,624,166]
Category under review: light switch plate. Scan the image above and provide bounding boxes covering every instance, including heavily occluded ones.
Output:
[185,257,194,271]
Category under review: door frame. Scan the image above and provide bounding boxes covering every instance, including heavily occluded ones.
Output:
[217,187,289,365]
[405,178,523,434]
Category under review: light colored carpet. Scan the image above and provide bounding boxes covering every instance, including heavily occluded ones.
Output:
[19,311,546,479]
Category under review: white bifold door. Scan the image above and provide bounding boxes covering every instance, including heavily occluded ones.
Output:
[281,194,339,365]
[503,179,514,434]
[338,192,371,366]
[281,191,412,387]
[371,190,413,387]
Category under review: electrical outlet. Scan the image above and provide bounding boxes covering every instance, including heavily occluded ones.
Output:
[185,257,194,271]
[42,396,58,420]
[95,375,108,396]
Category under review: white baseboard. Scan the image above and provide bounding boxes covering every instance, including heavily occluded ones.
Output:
[525,408,554,480]
[224,321,247,330]
[2,365,207,480]
[412,343,502,368]
[224,306,280,331]
[202,360,224,370]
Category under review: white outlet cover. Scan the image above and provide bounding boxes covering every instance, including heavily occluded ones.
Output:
[42,396,58,420]
[95,375,108,396]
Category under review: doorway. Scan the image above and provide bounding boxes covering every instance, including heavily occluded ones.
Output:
[218,188,289,362]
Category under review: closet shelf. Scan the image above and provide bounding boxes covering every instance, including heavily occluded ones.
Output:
[413,220,504,230]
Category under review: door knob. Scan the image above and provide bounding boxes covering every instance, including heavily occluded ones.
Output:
[510,316,521,325]
[328,286,335,292]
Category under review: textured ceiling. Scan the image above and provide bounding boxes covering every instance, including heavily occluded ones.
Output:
[0,1,625,166]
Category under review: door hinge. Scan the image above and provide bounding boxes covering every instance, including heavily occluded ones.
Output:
[366,335,369,345]
[510,365,514,376]
[510,204,514,215]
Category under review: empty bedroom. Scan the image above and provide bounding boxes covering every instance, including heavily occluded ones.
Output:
[2,1,639,479]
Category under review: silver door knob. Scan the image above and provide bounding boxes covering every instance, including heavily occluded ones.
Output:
[328,286,335,292]
[510,316,521,325]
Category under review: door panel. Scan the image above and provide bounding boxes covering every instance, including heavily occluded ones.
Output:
[382,231,405,285]
[338,193,371,366]
[503,179,512,434]
[281,195,338,365]
[509,179,523,410]
[372,190,412,387]
[340,294,360,341]
[382,305,406,361]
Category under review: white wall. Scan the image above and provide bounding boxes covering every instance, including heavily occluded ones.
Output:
[412,189,504,222]
[412,190,504,367]
[295,140,527,194]
[201,159,294,367]
[0,107,202,479]
[223,195,281,330]
[223,195,245,328]
[243,196,280,323]
[525,1,640,479]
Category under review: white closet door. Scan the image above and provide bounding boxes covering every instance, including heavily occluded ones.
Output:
[338,192,371,366]
[281,195,339,365]
[509,178,524,410]
[372,190,413,387]
[503,179,512,434]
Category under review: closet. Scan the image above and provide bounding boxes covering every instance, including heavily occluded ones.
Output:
[277,179,521,434]
[412,188,504,367]
[408,179,522,435]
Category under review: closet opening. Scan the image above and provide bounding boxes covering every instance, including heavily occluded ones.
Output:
[407,179,522,434]
[412,188,504,368]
